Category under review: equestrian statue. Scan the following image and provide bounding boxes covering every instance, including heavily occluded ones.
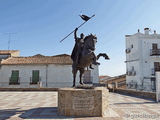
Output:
[71,28,110,87]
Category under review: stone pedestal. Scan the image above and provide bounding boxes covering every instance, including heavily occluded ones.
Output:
[58,87,109,117]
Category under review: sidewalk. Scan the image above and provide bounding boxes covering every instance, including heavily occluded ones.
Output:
[0,91,160,120]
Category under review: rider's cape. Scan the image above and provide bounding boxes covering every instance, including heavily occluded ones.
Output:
[71,43,78,61]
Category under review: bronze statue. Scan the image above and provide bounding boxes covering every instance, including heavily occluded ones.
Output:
[71,28,110,87]
[71,28,84,65]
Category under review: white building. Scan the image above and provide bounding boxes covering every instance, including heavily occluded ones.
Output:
[0,50,99,88]
[0,50,20,59]
[125,28,160,92]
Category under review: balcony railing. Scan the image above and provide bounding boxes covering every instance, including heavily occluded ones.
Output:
[127,83,155,92]
[30,77,41,84]
[9,77,20,85]
[151,68,160,76]
[150,49,160,56]
[151,68,155,75]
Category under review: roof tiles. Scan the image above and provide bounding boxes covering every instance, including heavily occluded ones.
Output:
[1,54,72,65]
[0,50,19,54]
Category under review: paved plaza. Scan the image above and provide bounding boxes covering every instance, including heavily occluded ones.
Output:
[0,91,160,120]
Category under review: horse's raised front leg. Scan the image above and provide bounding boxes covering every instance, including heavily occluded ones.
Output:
[97,53,110,60]
[79,68,85,85]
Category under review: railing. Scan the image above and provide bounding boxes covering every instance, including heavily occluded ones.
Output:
[151,68,160,76]
[127,83,156,92]
[150,49,160,56]
[118,81,126,88]
[0,82,42,88]
[126,71,136,76]
[0,82,93,88]
[30,77,41,84]
[151,68,155,75]
[9,77,20,85]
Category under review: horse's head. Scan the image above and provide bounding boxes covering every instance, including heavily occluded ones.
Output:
[84,34,97,51]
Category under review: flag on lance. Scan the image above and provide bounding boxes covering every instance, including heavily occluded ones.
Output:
[60,14,95,43]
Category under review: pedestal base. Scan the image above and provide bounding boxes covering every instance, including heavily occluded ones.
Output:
[58,87,109,117]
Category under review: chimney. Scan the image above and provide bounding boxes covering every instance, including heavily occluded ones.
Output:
[144,28,149,35]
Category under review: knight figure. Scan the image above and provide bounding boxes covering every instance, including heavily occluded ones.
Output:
[71,28,98,69]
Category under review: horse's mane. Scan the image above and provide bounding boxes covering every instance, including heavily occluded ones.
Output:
[83,36,89,42]
[83,34,96,43]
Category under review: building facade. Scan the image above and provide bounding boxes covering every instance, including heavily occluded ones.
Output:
[0,50,20,60]
[0,51,99,88]
[125,28,160,92]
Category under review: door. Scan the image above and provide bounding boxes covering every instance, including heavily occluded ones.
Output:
[32,70,39,84]
[10,70,19,84]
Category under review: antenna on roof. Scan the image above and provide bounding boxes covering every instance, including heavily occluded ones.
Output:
[4,33,17,50]
[149,29,153,33]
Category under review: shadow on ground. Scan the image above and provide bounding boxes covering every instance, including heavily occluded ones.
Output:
[0,108,21,120]
[0,107,74,119]
[113,101,157,105]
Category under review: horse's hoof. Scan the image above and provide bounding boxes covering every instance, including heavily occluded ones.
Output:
[89,66,94,69]
[72,85,76,87]
[80,82,85,85]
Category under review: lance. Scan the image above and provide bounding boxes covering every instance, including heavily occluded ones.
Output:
[60,14,95,43]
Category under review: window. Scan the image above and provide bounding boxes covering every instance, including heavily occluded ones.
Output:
[131,45,133,48]
[152,44,158,49]
[9,70,19,85]
[30,70,40,84]
[154,62,160,71]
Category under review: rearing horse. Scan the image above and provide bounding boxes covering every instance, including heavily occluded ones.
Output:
[72,34,109,87]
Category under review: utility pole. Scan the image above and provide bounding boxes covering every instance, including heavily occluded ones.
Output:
[4,33,17,50]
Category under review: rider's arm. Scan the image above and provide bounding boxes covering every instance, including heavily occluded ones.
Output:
[74,28,78,41]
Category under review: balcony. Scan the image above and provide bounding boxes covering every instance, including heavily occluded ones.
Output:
[30,77,41,84]
[126,70,136,76]
[9,77,20,85]
[151,68,160,76]
[151,68,155,76]
[150,49,160,56]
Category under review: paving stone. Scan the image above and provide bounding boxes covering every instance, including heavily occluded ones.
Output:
[0,91,160,119]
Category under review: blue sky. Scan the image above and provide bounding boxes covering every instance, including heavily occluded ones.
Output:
[0,0,160,76]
